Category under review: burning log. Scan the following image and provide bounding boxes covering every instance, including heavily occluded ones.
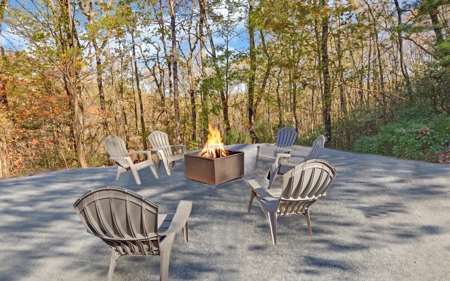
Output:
[199,145,229,158]
[198,124,229,158]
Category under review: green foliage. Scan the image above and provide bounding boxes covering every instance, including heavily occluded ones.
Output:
[330,107,390,151]
[407,65,450,115]
[225,129,239,144]
[297,127,326,147]
[354,106,450,162]
[225,129,253,145]
[186,140,198,151]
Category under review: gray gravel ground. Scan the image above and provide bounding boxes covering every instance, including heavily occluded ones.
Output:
[1,144,449,281]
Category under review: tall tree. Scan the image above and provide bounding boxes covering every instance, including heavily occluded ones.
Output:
[0,0,8,111]
[319,0,332,143]
[247,0,258,143]
[169,0,181,144]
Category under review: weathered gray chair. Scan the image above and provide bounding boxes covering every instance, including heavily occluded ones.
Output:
[254,126,298,170]
[73,187,192,281]
[274,135,326,177]
[248,159,337,244]
[104,135,158,185]
[148,131,186,176]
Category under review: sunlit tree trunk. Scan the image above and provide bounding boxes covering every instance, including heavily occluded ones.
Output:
[198,0,209,140]
[66,0,87,167]
[169,0,181,144]
[247,0,258,143]
[0,0,8,111]
[320,0,332,143]
[130,25,147,149]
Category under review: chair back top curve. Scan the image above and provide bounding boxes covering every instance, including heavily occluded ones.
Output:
[149,131,173,157]
[279,159,337,215]
[275,127,298,148]
[104,135,131,168]
[73,187,161,253]
[306,135,326,160]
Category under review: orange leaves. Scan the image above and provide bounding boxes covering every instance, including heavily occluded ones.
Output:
[29,139,39,146]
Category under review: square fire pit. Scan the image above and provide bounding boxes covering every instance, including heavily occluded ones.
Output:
[184,150,244,186]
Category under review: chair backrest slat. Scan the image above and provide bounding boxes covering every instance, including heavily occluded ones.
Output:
[306,135,325,160]
[279,160,337,216]
[73,187,160,245]
[275,127,298,149]
[104,135,131,168]
[149,131,173,157]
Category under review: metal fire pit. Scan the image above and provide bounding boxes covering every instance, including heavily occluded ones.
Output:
[184,150,244,186]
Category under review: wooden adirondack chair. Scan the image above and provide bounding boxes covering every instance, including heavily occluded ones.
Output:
[148,131,186,176]
[254,127,298,170]
[73,187,192,281]
[104,135,158,185]
[273,135,326,178]
[247,159,337,245]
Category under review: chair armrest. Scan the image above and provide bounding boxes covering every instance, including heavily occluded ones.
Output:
[152,149,168,163]
[248,179,277,199]
[248,179,280,212]
[109,156,134,168]
[257,143,275,149]
[277,162,298,175]
[109,156,125,162]
[274,153,291,167]
[129,150,152,159]
[158,201,192,237]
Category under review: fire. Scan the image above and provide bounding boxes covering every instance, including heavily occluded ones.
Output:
[199,124,229,158]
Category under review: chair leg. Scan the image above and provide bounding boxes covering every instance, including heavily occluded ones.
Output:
[116,168,126,181]
[304,209,312,236]
[248,190,257,213]
[267,211,278,245]
[163,161,171,176]
[130,166,141,185]
[149,163,159,179]
[108,250,120,281]
[182,221,189,243]
[159,234,176,281]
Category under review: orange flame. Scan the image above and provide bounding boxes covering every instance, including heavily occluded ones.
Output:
[199,124,229,158]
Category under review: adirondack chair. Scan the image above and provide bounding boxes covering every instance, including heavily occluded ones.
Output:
[247,159,337,245]
[104,135,158,185]
[254,127,298,170]
[268,135,325,183]
[148,131,186,176]
[73,187,192,281]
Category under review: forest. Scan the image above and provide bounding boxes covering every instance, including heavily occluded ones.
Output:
[1,0,450,178]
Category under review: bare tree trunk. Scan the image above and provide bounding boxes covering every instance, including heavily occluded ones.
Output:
[393,0,411,94]
[130,27,147,149]
[169,0,181,144]
[198,0,209,140]
[199,0,230,135]
[366,1,386,110]
[292,72,299,131]
[247,0,258,143]
[67,0,87,167]
[320,0,332,143]
[276,69,282,128]
[82,0,110,134]
[336,17,347,116]
[154,0,173,127]
[0,46,7,111]
[0,0,8,111]
[118,41,128,140]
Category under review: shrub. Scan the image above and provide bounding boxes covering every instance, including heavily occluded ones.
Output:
[354,107,450,162]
